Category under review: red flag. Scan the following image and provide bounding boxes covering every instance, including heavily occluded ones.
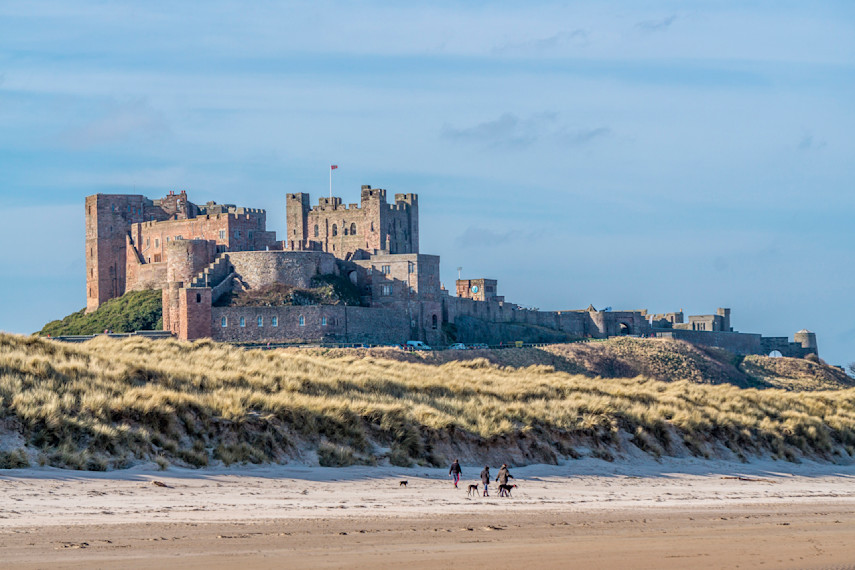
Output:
[330,165,338,170]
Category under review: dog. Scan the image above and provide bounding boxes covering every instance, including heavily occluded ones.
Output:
[498,484,517,497]
[399,480,408,487]
[467,484,480,497]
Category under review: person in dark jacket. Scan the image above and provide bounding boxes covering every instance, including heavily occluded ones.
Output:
[449,459,462,488]
[480,466,491,497]
[496,464,513,486]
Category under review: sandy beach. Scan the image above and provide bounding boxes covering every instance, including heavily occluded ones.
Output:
[2,457,855,568]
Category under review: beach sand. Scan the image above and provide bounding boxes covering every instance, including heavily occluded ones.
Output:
[2,457,855,569]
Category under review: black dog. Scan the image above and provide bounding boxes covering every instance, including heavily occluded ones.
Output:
[399,480,408,487]
[498,484,517,497]
[467,484,480,497]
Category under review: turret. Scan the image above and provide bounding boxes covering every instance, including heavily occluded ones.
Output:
[794,329,818,354]
[285,192,310,250]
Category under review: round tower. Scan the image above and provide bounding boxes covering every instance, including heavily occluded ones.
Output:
[794,329,818,353]
[166,239,213,285]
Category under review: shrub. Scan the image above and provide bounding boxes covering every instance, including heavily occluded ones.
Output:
[0,449,30,469]
[318,443,358,467]
[39,289,162,335]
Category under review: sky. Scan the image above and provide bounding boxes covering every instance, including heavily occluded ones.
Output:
[0,1,853,366]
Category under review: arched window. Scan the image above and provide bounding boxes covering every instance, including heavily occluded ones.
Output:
[299,315,305,326]
[221,316,228,327]
[314,224,319,237]
[350,223,356,235]
[432,314,438,330]
[239,316,246,327]
[332,224,338,237]
[343,227,348,236]
[257,316,263,327]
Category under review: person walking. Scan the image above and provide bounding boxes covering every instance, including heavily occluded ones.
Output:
[496,463,513,495]
[480,466,491,497]
[449,459,462,488]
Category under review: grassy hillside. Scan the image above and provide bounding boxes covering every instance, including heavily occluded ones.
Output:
[1,333,854,471]
[345,337,855,391]
[39,289,163,336]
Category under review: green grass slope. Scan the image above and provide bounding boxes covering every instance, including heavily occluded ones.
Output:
[39,289,163,336]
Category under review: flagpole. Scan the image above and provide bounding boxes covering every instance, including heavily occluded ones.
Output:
[329,166,332,199]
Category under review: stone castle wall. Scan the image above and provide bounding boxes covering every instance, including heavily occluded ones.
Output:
[226,251,338,290]
[211,305,411,344]
[654,329,763,355]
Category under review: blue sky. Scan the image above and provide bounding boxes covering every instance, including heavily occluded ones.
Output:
[0,1,853,366]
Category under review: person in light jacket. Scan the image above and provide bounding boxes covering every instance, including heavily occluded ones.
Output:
[496,464,513,486]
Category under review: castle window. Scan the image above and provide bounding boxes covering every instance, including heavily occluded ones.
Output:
[432,315,438,329]
[350,223,356,235]
[271,316,278,327]
[196,293,201,303]
[371,222,374,231]
[332,224,338,237]
[221,316,228,327]
[166,236,170,242]
[381,284,392,296]
[176,235,182,240]
[381,265,391,275]
[240,316,246,327]
[408,262,414,274]
[257,316,263,327]
[322,316,327,326]
[314,225,319,237]
[219,230,226,240]
[155,239,159,248]
[154,253,162,263]
[299,315,305,326]
[145,238,149,247]
[234,230,241,238]
[248,231,254,240]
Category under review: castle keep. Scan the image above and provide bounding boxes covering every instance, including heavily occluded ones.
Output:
[84,187,818,358]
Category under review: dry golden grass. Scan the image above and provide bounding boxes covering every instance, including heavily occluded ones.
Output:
[1,333,854,470]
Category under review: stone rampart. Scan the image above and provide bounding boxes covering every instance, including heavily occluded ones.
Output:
[654,329,763,355]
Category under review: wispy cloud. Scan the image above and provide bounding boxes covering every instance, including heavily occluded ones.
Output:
[442,113,611,149]
[798,131,827,151]
[455,227,514,248]
[454,226,550,248]
[493,29,590,55]
[636,14,677,32]
[59,99,170,149]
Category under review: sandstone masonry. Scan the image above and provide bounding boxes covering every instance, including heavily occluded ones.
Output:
[84,187,819,358]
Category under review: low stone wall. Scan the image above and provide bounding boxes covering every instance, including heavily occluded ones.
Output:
[453,315,576,345]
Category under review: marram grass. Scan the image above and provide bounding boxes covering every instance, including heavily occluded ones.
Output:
[1,332,854,470]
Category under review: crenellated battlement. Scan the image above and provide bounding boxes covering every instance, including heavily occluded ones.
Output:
[285,184,419,259]
[86,190,276,311]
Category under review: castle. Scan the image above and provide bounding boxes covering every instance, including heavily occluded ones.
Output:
[84,187,818,358]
